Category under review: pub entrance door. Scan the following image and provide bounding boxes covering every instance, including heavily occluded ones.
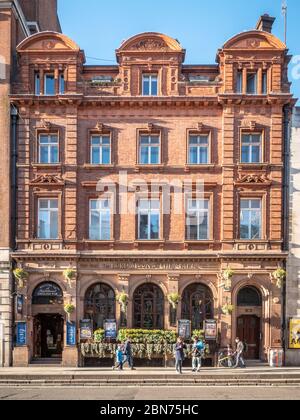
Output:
[34,314,64,359]
[237,315,260,359]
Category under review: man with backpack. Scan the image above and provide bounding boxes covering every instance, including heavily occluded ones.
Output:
[234,337,246,368]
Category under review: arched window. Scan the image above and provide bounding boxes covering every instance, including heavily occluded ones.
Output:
[84,283,116,330]
[133,284,164,329]
[237,286,262,307]
[32,282,63,305]
[181,283,214,330]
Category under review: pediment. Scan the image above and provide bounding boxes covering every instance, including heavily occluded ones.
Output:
[223,31,286,50]
[17,32,80,53]
[30,174,65,186]
[118,33,183,53]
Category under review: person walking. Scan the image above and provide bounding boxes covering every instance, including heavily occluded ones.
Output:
[123,338,135,370]
[234,337,246,368]
[174,337,187,374]
[112,344,124,371]
[192,336,204,373]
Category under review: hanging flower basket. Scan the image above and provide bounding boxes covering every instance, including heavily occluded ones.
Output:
[167,293,181,310]
[116,291,129,313]
[64,303,75,321]
[272,268,286,289]
[222,303,235,315]
[13,268,29,288]
[63,269,76,286]
[222,268,234,281]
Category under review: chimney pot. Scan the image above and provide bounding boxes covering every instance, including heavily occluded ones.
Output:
[256,14,276,33]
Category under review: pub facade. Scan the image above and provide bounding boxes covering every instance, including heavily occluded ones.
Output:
[10,15,295,367]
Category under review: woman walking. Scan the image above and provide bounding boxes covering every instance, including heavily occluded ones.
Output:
[174,337,186,374]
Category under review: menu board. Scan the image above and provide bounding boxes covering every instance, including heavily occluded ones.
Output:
[178,320,192,340]
[104,320,117,340]
[80,319,93,340]
[204,319,217,341]
[67,322,76,346]
[16,322,27,346]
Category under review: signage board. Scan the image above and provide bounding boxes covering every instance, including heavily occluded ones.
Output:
[16,322,27,346]
[80,319,93,340]
[16,295,24,315]
[104,319,117,340]
[204,319,217,341]
[178,320,192,340]
[289,318,300,349]
[66,322,76,346]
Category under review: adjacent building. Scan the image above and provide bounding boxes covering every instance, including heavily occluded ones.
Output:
[0,0,60,366]
[286,107,300,366]
[8,14,296,367]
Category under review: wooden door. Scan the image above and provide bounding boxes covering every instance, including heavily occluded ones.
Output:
[237,315,260,359]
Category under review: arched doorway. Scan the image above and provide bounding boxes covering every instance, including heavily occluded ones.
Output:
[84,283,116,330]
[32,282,64,359]
[133,284,164,329]
[181,283,214,330]
[237,286,262,360]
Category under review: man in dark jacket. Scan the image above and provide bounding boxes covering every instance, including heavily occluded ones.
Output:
[234,337,246,368]
[124,338,135,370]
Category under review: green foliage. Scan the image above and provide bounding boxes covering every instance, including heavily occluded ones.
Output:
[94,329,105,343]
[63,269,76,280]
[191,330,205,340]
[223,268,234,280]
[167,293,181,309]
[64,304,75,314]
[117,329,177,344]
[222,303,235,315]
[116,292,129,313]
[13,268,28,280]
[272,268,286,289]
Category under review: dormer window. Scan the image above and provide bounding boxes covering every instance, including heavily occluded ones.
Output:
[142,74,158,96]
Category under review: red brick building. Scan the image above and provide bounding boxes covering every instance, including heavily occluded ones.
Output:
[0,0,60,367]
[10,15,295,367]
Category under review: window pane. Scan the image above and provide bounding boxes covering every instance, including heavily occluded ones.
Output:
[139,214,149,239]
[50,210,58,239]
[247,73,257,94]
[50,199,58,209]
[150,147,159,164]
[35,74,40,95]
[38,210,48,239]
[102,147,110,164]
[189,136,199,145]
[143,77,150,96]
[199,147,208,164]
[92,147,100,164]
[241,146,250,163]
[251,146,260,163]
[101,211,110,240]
[189,147,198,164]
[151,77,158,95]
[199,213,208,239]
[40,135,49,144]
[140,147,149,164]
[251,210,261,239]
[236,71,242,93]
[251,200,261,209]
[90,210,100,240]
[241,200,250,209]
[50,146,59,163]
[39,199,49,209]
[92,137,101,146]
[45,74,55,95]
[59,75,65,94]
[150,214,159,239]
[102,137,110,145]
[240,210,250,239]
[40,145,49,163]
[262,72,267,94]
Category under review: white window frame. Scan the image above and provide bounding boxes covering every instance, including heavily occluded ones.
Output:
[139,135,161,165]
[241,133,262,164]
[142,74,158,96]
[240,199,262,240]
[138,199,160,240]
[90,135,111,165]
[38,133,59,164]
[37,198,59,240]
[89,199,111,241]
[188,134,210,165]
[186,198,210,241]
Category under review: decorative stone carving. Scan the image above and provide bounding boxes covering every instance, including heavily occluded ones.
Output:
[236,174,270,184]
[30,174,65,186]
[131,39,168,51]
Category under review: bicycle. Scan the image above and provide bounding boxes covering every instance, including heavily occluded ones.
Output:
[217,350,235,368]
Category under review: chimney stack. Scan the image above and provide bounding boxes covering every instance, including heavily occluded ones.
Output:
[256,14,276,33]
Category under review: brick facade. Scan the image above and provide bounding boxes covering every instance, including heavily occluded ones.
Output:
[8,18,296,367]
[0,0,60,366]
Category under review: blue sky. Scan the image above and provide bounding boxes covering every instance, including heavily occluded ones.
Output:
[58,0,299,101]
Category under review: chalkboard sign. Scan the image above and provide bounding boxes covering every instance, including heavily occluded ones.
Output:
[178,320,191,340]
[80,319,93,340]
[16,322,27,346]
[66,322,76,346]
[104,319,117,340]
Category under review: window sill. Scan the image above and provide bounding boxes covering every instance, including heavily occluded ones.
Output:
[31,163,63,169]
[184,240,214,244]
[82,239,114,244]
[83,164,115,170]
[185,164,215,171]
[134,240,165,244]
[134,164,165,172]
[237,163,268,168]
